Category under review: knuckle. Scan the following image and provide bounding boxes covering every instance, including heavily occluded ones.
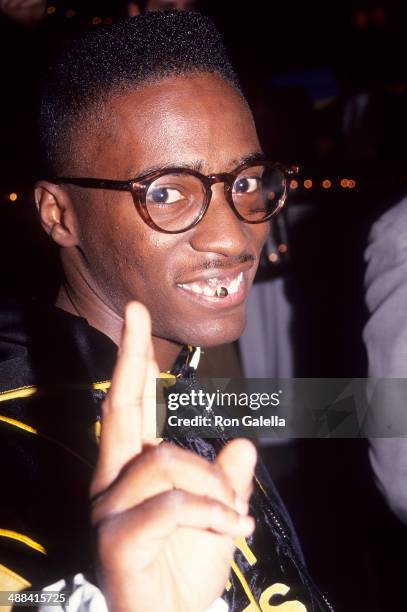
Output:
[164,489,185,512]
[210,463,230,492]
[198,463,233,504]
[102,394,142,414]
[120,398,143,411]
[208,501,223,524]
[151,443,174,470]
[208,499,227,525]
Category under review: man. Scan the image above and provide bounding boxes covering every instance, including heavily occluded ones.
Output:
[0,11,333,611]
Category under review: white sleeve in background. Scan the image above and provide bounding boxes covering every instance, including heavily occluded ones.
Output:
[39,574,108,612]
[39,573,228,612]
[364,195,407,524]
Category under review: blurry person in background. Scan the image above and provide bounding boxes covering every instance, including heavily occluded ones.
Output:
[364,195,407,524]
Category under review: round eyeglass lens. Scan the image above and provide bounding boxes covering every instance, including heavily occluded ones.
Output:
[232,165,286,222]
[145,173,206,232]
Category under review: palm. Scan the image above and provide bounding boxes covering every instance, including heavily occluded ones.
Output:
[137,529,233,610]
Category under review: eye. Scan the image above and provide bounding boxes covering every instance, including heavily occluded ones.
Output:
[147,187,183,205]
[233,176,260,194]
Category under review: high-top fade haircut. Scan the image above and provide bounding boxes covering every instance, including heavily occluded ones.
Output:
[40,10,241,176]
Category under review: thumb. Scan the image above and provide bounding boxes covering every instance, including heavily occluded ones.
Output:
[216,439,257,511]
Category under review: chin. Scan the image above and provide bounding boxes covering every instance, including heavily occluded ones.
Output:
[182,316,246,349]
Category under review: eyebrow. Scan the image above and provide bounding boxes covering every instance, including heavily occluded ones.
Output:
[231,152,266,168]
[128,151,266,179]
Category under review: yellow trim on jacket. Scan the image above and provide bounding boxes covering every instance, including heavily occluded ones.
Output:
[0,529,46,555]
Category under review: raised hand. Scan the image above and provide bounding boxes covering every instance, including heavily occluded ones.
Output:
[90,302,257,612]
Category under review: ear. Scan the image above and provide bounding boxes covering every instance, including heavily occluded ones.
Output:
[127,2,141,16]
[34,181,80,248]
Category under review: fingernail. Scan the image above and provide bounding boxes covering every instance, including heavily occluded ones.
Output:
[235,496,249,515]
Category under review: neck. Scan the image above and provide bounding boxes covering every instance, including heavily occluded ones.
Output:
[56,247,182,372]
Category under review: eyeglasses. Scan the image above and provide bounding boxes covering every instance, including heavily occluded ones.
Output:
[54,159,298,234]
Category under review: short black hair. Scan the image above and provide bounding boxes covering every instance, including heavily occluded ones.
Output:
[40,10,241,175]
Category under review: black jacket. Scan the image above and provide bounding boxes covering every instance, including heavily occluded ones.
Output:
[0,300,334,611]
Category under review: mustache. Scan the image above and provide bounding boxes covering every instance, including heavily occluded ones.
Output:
[180,253,256,275]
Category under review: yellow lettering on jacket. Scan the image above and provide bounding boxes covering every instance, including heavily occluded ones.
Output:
[228,538,257,601]
[259,583,307,611]
[235,537,257,566]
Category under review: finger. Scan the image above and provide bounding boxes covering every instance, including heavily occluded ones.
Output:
[104,490,255,541]
[92,443,240,524]
[141,347,160,444]
[216,439,257,513]
[92,302,154,497]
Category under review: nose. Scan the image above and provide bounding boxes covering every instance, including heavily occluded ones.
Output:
[189,183,251,257]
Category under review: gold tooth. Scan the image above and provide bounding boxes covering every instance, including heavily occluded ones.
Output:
[215,286,228,298]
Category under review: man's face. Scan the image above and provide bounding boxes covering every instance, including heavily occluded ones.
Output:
[72,73,269,348]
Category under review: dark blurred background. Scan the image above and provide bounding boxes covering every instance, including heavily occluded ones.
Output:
[1,1,406,610]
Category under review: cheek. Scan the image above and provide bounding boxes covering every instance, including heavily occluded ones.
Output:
[76,201,143,294]
[251,222,270,253]
[79,203,181,305]
[100,228,161,295]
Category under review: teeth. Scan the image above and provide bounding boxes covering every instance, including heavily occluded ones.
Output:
[178,272,244,297]
[190,283,203,294]
[203,285,213,297]
[227,272,242,295]
[224,272,243,295]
